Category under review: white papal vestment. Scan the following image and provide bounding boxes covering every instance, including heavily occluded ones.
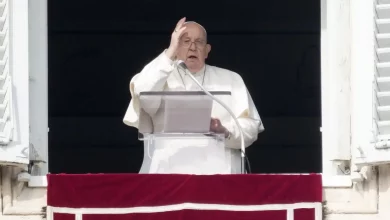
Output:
[123,51,264,174]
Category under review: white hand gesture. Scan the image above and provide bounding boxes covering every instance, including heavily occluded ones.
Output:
[166,17,187,60]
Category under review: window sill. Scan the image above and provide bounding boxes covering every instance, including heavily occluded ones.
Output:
[28,175,47,187]
[322,175,352,188]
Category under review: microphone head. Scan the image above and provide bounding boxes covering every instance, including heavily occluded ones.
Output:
[177,60,188,70]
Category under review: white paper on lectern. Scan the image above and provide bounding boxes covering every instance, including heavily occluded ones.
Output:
[163,95,213,133]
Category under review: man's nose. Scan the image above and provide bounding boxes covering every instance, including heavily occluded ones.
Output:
[189,42,197,50]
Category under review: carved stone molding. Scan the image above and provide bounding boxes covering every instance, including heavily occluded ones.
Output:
[323,166,378,214]
[0,166,46,218]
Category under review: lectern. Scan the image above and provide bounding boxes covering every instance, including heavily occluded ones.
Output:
[137,91,235,174]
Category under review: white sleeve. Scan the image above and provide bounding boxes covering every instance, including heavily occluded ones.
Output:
[133,50,175,95]
[123,50,175,128]
[223,74,264,149]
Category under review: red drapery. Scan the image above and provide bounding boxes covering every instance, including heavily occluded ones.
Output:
[47,174,322,220]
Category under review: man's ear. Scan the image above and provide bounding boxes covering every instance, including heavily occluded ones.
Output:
[205,44,211,58]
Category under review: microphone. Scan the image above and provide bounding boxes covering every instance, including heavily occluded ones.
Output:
[177,60,247,174]
[177,60,188,70]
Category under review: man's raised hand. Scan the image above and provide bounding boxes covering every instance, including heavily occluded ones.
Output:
[166,17,187,60]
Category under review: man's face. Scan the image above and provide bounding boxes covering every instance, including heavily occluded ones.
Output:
[176,23,211,73]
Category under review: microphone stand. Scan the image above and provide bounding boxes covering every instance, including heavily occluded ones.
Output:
[177,61,246,174]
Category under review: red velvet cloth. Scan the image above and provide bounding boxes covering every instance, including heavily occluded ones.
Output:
[47,174,322,220]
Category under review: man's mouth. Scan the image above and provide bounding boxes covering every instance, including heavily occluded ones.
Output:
[188,55,198,59]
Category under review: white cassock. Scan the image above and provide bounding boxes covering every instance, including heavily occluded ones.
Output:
[123,50,264,174]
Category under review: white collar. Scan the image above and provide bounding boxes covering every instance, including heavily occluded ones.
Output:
[185,64,206,76]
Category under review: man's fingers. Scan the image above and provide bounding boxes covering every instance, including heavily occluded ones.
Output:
[177,17,186,27]
[210,119,216,129]
[176,26,187,37]
[211,118,221,124]
[175,17,186,31]
[210,118,222,133]
[176,17,185,26]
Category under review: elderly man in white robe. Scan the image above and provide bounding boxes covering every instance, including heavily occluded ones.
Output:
[123,17,264,174]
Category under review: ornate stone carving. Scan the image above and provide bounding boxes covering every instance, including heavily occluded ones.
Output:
[0,166,46,219]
